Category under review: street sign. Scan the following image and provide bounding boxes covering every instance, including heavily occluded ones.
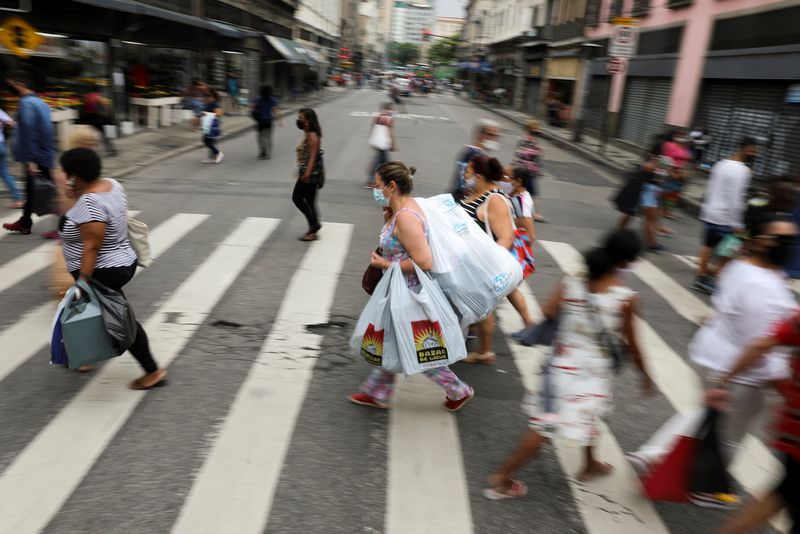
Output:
[609,19,639,59]
[0,15,41,57]
[606,57,626,75]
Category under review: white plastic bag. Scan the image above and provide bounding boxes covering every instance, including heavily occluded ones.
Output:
[417,194,522,327]
[350,263,401,372]
[127,217,154,268]
[390,263,467,375]
[628,409,707,472]
[200,112,215,134]
[369,124,392,151]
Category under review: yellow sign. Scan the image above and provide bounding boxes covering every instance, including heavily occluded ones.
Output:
[0,16,42,58]
[612,17,640,26]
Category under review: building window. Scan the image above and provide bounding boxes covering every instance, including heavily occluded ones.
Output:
[531,5,540,28]
[632,0,650,17]
[667,0,692,7]
[585,0,600,26]
[610,0,624,20]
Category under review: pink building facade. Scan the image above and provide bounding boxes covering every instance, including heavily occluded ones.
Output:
[582,0,800,177]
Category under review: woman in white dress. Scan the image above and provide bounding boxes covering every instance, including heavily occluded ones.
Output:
[484,229,653,499]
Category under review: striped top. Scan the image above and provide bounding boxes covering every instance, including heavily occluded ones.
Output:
[458,188,500,233]
[60,178,137,273]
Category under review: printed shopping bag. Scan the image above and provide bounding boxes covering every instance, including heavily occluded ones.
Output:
[417,194,522,328]
[60,279,119,369]
[350,263,401,372]
[390,264,467,375]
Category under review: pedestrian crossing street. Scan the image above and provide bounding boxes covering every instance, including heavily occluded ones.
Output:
[0,209,791,533]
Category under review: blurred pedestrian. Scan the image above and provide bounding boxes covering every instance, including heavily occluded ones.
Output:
[0,106,22,208]
[294,108,323,241]
[484,229,651,499]
[348,161,474,411]
[502,165,536,334]
[187,80,207,130]
[458,155,517,364]
[200,89,224,164]
[513,119,547,223]
[2,70,56,236]
[688,214,797,507]
[660,129,692,221]
[709,312,800,533]
[252,85,281,160]
[59,148,167,389]
[451,118,501,201]
[80,85,117,157]
[640,156,676,253]
[365,101,396,188]
[226,72,240,115]
[693,137,758,294]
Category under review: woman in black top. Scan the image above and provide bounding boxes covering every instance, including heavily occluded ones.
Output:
[458,155,518,364]
[294,108,323,241]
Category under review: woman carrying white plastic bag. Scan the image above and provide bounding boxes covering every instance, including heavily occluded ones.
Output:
[350,263,401,373]
[348,161,474,412]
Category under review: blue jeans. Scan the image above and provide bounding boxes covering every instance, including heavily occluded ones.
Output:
[0,141,21,200]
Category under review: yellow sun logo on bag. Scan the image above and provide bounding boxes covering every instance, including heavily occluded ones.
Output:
[412,320,448,364]
[361,324,384,366]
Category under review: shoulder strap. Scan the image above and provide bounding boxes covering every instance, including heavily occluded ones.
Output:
[483,192,516,238]
[395,207,427,227]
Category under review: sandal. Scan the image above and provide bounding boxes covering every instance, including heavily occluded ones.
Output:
[128,369,168,390]
[465,351,496,365]
[299,233,317,242]
[482,479,528,500]
[578,462,614,482]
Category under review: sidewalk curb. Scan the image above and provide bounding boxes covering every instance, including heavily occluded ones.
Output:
[114,91,342,180]
[465,97,703,217]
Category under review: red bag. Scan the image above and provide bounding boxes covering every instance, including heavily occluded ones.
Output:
[640,434,698,502]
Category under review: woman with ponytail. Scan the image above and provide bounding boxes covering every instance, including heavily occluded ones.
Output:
[484,229,652,499]
[348,161,474,412]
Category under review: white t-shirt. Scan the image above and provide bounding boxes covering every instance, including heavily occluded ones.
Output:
[699,159,751,228]
[689,260,796,385]
[510,190,534,219]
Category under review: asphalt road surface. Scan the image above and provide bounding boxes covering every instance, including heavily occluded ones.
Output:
[0,88,786,534]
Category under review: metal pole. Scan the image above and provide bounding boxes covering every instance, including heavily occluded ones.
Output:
[572,44,601,143]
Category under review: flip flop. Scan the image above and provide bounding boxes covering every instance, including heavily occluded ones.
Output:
[465,351,496,365]
[482,479,528,500]
[128,370,168,391]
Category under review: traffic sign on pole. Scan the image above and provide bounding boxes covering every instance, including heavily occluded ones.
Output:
[606,57,626,75]
[609,18,639,59]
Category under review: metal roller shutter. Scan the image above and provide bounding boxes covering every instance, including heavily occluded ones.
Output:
[523,79,541,116]
[617,77,672,147]
[584,75,609,132]
[696,81,796,178]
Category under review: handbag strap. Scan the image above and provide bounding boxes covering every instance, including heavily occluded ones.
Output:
[483,191,516,239]
[579,280,618,358]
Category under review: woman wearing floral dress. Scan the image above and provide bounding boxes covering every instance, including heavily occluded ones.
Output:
[484,229,653,499]
[514,120,547,223]
[348,161,474,412]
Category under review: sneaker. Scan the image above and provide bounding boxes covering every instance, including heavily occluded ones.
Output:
[257,154,267,160]
[3,220,31,234]
[647,244,665,253]
[692,277,715,295]
[510,329,529,342]
[347,392,390,410]
[215,152,224,164]
[688,492,740,510]
[201,158,215,164]
[42,230,60,240]
[444,387,474,412]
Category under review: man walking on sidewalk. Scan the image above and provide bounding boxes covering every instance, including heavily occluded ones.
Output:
[451,118,500,201]
[3,70,56,235]
[692,137,758,293]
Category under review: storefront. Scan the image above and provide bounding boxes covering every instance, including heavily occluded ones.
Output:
[617,76,672,147]
[521,42,546,117]
[263,35,319,100]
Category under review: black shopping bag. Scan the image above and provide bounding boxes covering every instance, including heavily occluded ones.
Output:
[612,170,645,216]
[88,278,138,355]
[31,174,57,216]
[689,408,733,495]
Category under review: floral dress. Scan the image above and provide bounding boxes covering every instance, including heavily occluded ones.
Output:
[527,275,635,446]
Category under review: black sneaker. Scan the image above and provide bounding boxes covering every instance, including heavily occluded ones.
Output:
[692,277,715,295]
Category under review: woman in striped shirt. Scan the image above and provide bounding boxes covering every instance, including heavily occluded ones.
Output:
[59,148,166,389]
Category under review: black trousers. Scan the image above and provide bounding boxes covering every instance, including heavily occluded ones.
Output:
[21,165,52,228]
[368,149,389,183]
[203,135,220,157]
[70,264,158,374]
[292,179,320,232]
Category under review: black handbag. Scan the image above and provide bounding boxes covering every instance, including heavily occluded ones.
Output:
[612,169,646,216]
[31,173,58,216]
[689,409,733,495]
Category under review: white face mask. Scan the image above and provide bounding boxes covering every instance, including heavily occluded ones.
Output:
[483,140,499,152]
[464,177,477,191]
[498,181,515,195]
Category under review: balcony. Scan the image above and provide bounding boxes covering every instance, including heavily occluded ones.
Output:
[538,19,586,42]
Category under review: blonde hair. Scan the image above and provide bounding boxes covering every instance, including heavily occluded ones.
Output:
[526,119,540,133]
[66,125,101,150]
[376,161,416,194]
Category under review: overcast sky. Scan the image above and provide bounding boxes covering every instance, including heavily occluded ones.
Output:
[435,0,466,18]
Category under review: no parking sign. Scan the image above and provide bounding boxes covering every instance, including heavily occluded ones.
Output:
[609,17,639,58]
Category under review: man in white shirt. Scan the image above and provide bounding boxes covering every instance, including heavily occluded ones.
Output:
[693,137,759,294]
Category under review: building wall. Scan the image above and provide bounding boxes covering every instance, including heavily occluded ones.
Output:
[296,0,343,39]
[433,17,465,39]
[390,1,434,45]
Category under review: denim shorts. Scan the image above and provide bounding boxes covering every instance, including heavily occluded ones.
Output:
[703,222,733,248]
[640,183,661,209]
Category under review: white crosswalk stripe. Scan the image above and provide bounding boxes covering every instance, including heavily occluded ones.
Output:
[0,221,794,533]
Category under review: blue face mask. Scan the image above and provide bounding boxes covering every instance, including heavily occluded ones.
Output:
[373,186,391,207]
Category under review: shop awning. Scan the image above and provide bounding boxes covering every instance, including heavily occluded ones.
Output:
[264,35,317,66]
[72,0,254,38]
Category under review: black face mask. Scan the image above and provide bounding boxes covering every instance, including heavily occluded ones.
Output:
[296,119,305,130]
[744,154,757,165]
[766,235,797,266]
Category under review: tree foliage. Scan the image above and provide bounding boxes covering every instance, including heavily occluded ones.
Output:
[388,41,421,65]
[428,34,459,66]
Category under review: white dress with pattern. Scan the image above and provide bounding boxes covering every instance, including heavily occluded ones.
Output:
[527,275,636,446]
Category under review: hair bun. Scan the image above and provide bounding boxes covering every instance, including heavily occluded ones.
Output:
[408,165,417,177]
